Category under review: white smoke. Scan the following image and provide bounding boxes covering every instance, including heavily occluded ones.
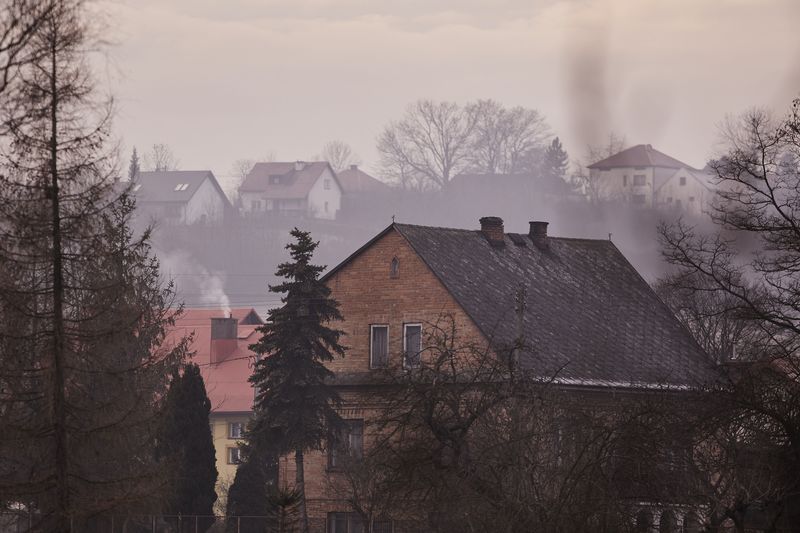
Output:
[159,248,231,315]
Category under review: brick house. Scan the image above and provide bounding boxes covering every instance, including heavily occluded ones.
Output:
[277,217,717,532]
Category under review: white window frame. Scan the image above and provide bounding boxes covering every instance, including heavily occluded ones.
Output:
[369,325,389,369]
[228,422,244,439]
[403,323,422,369]
[227,447,242,465]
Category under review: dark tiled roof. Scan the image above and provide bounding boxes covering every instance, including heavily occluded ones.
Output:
[134,170,230,206]
[393,223,717,388]
[336,165,391,194]
[588,144,695,170]
[239,161,339,199]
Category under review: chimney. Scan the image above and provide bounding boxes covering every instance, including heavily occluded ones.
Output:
[210,316,238,363]
[480,216,505,247]
[350,164,358,171]
[294,160,305,171]
[529,221,549,250]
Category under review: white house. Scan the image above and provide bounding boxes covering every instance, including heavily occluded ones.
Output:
[238,161,341,220]
[587,144,713,215]
[133,170,231,225]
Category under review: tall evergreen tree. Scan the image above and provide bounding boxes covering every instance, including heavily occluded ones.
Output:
[543,136,569,181]
[159,363,218,532]
[248,228,346,533]
[225,447,283,533]
[128,146,141,180]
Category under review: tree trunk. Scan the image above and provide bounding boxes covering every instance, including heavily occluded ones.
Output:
[48,32,70,533]
[295,448,309,533]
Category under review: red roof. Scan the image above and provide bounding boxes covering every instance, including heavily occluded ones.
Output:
[166,308,264,414]
[238,161,338,199]
[336,165,391,194]
[587,144,695,170]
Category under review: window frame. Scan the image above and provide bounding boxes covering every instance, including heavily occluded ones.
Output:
[324,178,331,190]
[403,323,422,369]
[369,324,389,369]
[633,174,646,186]
[227,446,242,465]
[328,419,364,470]
[679,176,687,186]
[228,421,245,439]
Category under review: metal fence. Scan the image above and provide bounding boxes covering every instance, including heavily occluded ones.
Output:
[0,513,283,533]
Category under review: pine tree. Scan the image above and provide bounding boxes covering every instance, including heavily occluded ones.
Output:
[159,363,218,532]
[225,448,282,533]
[128,146,141,180]
[543,137,569,181]
[248,228,346,533]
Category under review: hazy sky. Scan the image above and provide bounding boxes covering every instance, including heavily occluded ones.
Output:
[101,0,800,189]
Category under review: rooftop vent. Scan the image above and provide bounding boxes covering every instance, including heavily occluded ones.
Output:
[480,216,505,247]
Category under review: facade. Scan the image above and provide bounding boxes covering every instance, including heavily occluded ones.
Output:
[239,161,342,220]
[133,170,231,225]
[279,217,718,532]
[587,144,713,214]
[165,308,264,498]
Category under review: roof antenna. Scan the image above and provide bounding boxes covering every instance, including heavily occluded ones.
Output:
[392,214,396,223]
[608,233,613,241]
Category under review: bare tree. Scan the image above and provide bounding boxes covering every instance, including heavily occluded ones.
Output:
[144,142,179,172]
[571,132,627,202]
[318,140,360,172]
[377,100,476,190]
[0,1,55,100]
[466,99,550,174]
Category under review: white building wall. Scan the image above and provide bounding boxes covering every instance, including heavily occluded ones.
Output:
[185,177,227,224]
[306,167,341,220]
[591,167,655,206]
[655,169,712,216]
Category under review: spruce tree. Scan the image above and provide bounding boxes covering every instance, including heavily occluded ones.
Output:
[128,146,141,180]
[159,363,218,532]
[248,228,346,533]
[543,136,569,181]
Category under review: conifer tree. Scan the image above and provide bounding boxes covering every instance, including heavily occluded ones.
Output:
[248,228,346,533]
[128,146,141,180]
[159,363,218,532]
[543,136,569,181]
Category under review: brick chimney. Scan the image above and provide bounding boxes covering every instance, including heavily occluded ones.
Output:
[529,221,549,249]
[211,316,238,363]
[480,216,505,247]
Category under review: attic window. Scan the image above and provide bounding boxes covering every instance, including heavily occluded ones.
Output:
[270,175,281,185]
[390,257,399,279]
[174,183,189,191]
[680,177,687,186]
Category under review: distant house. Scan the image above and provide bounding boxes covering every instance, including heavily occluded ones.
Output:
[450,172,580,203]
[133,170,231,225]
[165,308,264,495]
[239,161,342,220]
[587,144,713,214]
[335,164,392,214]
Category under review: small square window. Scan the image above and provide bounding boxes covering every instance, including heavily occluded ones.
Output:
[229,422,245,439]
[227,447,242,465]
[404,324,422,368]
[370,325,388,368]
[689,196,695,202]
[680,176,687,186]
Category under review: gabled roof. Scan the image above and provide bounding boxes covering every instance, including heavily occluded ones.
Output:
[166,307,264,413]
[133,170,230,206]
[323,223,718,388]
[239,161,340,199]
[336,165,391,194]
[588,144,695,171]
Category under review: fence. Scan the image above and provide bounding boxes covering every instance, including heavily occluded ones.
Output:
[0,513,284,533]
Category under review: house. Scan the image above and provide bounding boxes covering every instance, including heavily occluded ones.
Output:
[335,164,393,221]
[587,144,713,214]
[132,170,231,225]
[278,217,718,532]
[239,161,342,220]
[450,171,581,203]
[166,308,264,499]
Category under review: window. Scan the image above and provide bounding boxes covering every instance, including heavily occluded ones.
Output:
[269,175,281,185]
[404,324,422,368]
[251,199,262,211]
[227,447,242,464]
[622,175,628,186]
[328,420,364,469]
[325,201,329,213]
[229,422,244,439]
[370,325,389,368]
[324,179,331,190]
[327,513,391,533]
[680,176,687,186]
[266,199,274,210]
[173,183,189,191]
[389,257,399,279]
[633,174,646,186]
[689,196,695,202]
[632,194,647,205]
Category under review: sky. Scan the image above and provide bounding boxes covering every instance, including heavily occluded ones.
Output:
[100,0,800,190]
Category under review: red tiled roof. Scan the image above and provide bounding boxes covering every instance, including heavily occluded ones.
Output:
[588,144,695,170]
[336,165,391,194]
[238,161,337,199]
[166,308,264,414]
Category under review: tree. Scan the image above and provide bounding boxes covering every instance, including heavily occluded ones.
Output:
[377,100,476,190]
[466,99,550,174]
[318,140,360,172]
[144,142,179,172]
[542,136,569,182]
[0,1,186,529]
[128,146,141,180]
[658,99,800,528]
[158,363,218,532]
[0,0,55,99]
[571,132,626,202]
[248,228,346,533]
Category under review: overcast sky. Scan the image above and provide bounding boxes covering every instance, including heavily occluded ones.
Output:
[101,0,800,187]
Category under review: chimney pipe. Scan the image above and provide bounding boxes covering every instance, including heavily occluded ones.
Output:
[529,221,549,249]
[480,216,505,247]
[211,316,238,363]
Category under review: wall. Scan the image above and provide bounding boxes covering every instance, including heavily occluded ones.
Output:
[591,166,655,206]
[654,169,711,215]
[307,166,341,220]
[186,176,226,224]
[210,412,251,508]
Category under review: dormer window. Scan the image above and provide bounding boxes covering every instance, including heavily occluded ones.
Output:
[173,183,189,191]
[390,257,399,279]
[269,175,281,185]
